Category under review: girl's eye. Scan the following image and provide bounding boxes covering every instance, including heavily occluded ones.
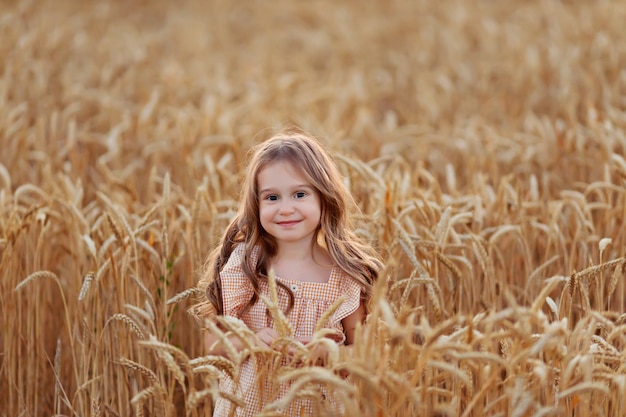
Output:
[266,195,279,201]
[295,191,307,199]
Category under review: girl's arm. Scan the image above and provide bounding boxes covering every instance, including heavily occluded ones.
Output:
[296,303,365,349]
[341,302,366,345]
[296,303,365,368]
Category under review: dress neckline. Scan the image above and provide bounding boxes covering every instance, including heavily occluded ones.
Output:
[274,265,337,285]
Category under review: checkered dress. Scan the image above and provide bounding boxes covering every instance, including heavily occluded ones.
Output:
[212,244,361,417]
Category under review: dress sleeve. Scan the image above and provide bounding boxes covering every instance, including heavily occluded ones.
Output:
[220,244,254,318]
[330,274,362,327]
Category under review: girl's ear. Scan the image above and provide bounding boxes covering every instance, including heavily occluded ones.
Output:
[316,228,327,248]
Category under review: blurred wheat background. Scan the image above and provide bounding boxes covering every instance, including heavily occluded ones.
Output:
[1,0,626,416]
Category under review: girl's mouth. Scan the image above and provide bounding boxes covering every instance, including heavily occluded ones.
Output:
[277,220,300,227]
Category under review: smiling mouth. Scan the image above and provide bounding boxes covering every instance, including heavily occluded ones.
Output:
[277,220,301,226]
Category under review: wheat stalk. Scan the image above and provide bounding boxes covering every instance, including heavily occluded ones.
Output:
[105,212,124,246]
[166,287,203,305]
[117,357,159,384]
[105,314,146,339]
[78,272,95,301]
[14,270,59,292]
[139,336,187,392]
[261,269,293,338]
[191,355,236,379]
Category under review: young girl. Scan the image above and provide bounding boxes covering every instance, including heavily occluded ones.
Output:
[194,128,382,416]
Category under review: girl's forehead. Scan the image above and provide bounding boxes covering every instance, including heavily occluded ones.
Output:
[258,159,304,178]
[256,160,314,188]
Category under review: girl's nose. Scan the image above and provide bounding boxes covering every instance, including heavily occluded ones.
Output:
[278,200,295,214]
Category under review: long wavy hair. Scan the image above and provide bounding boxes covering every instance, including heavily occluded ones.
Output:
[193,127,383,321]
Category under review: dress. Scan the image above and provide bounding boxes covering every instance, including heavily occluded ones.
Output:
[212,244,361,417]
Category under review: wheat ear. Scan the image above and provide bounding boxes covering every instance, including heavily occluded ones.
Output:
[261,269,293,338]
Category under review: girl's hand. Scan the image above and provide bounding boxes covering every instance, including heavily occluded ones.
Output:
[255,327,280,348]
[307,343,328,366]
[295,335,328,366]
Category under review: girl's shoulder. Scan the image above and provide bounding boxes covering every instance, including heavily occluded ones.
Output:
[336,269,363,294]
[222,243,259,271]
[220,244,260,317]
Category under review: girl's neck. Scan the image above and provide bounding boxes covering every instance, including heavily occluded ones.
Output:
[274,238,317,263]
[271,240,334,282]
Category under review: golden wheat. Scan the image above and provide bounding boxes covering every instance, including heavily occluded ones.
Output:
[3,0,626,416]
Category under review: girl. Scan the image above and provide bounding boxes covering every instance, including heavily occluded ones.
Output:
[194,128,382,416]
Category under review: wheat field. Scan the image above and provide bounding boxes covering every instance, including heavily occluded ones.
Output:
[1,0,626,416]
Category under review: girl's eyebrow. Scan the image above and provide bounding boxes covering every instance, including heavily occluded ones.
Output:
[259,184,313,194]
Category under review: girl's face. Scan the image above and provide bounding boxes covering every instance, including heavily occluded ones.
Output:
[257,160,321,249]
